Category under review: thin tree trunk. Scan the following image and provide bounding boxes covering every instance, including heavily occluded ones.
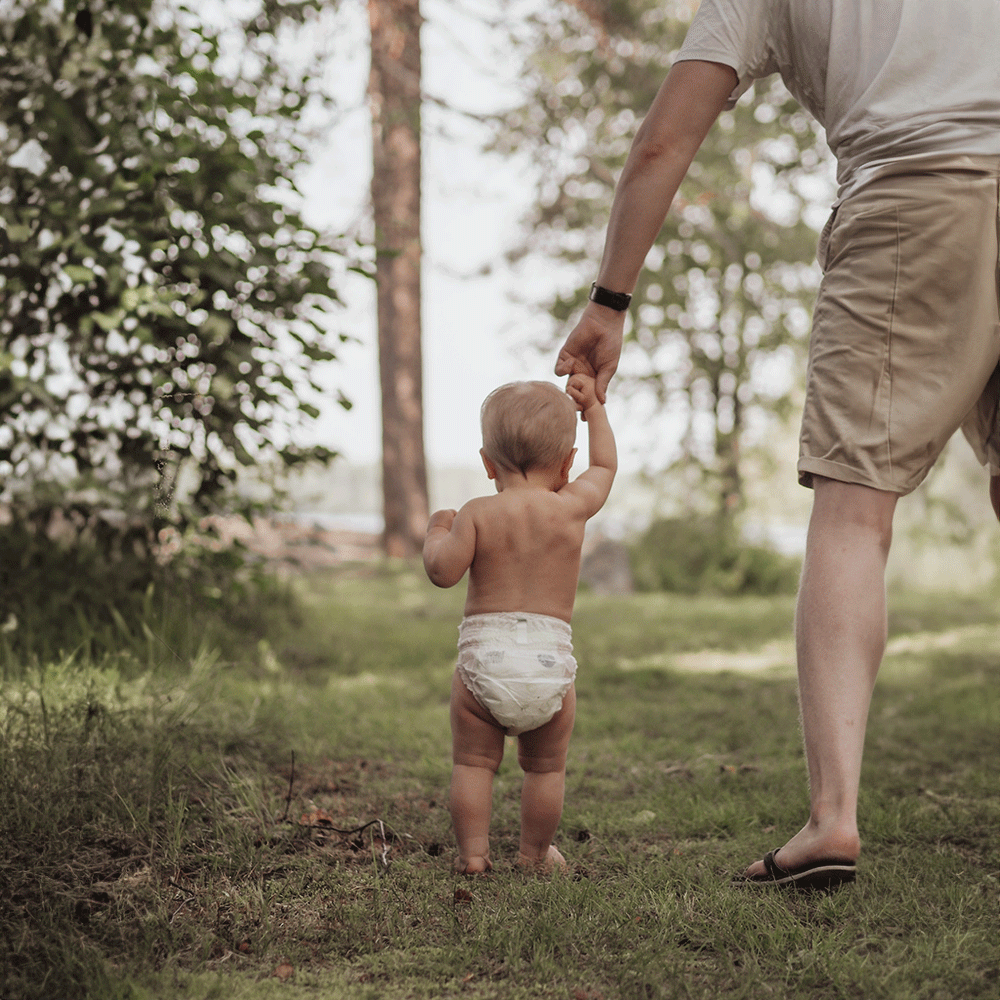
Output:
[369,0,428,557]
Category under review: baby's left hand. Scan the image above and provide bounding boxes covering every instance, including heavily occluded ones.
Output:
[427,508,457,532]
[566,372,599,415]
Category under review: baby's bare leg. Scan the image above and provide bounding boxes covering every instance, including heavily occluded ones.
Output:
[450,671,505,873]
[516,685,576,869]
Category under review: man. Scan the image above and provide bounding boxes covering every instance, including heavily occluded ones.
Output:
[556,0,1000,888]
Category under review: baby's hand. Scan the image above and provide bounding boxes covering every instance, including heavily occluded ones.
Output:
[427,508,457,532]
[566,372,600,415]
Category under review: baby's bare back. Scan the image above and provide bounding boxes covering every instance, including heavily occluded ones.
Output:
[463,490,587,623]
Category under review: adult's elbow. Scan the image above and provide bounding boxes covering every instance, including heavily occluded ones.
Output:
[621,126,690,194]
[629,128,672,173]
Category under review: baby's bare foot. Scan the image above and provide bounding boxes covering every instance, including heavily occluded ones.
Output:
[454,854,492,875]
[515,845,567,873]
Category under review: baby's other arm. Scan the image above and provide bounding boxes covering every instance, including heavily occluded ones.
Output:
[423,505,476,588]
[563,373,617,517]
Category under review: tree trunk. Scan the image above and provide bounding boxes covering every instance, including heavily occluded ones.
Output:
[368,0,428,557]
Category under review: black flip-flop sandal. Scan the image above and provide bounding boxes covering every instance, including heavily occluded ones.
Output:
[734,849,857,890]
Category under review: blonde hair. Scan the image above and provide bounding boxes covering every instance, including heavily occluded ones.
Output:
[480,381,577,475]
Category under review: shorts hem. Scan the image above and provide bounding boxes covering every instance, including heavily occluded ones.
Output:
[797,457,912,495]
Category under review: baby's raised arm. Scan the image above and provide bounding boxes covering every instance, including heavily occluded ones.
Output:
[563,373,617,517]
[423,506,476,588]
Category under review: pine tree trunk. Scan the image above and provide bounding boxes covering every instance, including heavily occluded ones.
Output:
[368,0,428,557]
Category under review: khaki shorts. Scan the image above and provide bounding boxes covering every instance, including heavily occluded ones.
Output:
[799,154,1000,493]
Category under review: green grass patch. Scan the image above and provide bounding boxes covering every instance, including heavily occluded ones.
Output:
[1,564,997,999]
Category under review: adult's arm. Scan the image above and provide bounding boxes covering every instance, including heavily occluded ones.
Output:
[555,59,739,401]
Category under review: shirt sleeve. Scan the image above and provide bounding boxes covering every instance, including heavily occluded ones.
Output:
[674,0,779,108]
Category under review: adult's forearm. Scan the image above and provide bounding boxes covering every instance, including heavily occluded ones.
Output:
[597,144,693,292]
[595,60,738,294]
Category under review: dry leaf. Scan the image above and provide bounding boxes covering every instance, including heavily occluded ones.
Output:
[300,808,334,827]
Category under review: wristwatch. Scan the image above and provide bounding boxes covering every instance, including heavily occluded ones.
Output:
[589,282,632,311]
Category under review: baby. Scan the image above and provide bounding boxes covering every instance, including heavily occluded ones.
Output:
[423,374,617,873]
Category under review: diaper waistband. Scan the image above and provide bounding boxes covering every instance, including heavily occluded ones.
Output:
[458,612,572,648]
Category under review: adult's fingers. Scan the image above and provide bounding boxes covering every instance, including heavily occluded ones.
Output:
[594,363,615,404]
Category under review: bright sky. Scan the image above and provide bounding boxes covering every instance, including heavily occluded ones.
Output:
[294,2,830,491]
[293,0,660,481]
[264,3,996,577]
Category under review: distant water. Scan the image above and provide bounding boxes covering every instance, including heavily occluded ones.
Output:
[281,511,384,534]
[276,511,807,555]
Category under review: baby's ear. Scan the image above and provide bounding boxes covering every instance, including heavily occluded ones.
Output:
[480,448,498,480]
[561,447,577,479]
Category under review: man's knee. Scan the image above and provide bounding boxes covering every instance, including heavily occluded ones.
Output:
[811,476,898,548]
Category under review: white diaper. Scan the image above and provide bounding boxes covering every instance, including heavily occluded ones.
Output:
[455,612,577,736]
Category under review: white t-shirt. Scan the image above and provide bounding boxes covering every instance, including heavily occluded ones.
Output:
[676,0,1000,201]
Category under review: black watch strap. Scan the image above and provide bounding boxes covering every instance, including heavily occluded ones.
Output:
[589,282,632,311]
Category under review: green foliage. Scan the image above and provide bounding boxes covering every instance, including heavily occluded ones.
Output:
[0,513,299,670]
[629,515,801,595]
[498,0,835,514]
[0,0,356,529]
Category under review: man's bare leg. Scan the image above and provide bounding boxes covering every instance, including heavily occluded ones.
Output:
[745,477,898,877]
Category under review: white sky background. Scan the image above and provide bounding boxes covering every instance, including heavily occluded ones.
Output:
[300,0,573,473]
[287,0,710,493]
[209,1,998,575]
[285,1,836,503]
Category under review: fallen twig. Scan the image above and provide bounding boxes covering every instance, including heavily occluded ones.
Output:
[278,750,295,823]
[167,877,197,925]
[273,749,393,863]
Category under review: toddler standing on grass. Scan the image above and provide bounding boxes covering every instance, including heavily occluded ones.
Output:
[422,374,616,874]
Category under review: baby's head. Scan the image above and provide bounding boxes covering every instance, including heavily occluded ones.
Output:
[480,381,577,476]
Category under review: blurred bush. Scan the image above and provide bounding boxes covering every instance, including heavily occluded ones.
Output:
[0,511,297,673]
[629,516,801,596]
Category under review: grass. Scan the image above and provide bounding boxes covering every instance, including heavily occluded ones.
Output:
[1,563,998,999]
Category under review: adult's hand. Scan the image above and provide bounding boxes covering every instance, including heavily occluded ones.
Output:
[554,302,625,404]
